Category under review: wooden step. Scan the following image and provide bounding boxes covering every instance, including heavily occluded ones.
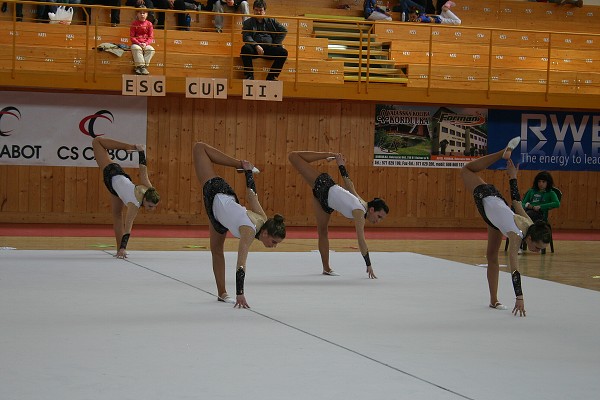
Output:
[328,48,389,57]
[313,22,372,32]
[330,56,397,66]
[328,39,385,48]
[344,75,409,84]
[344,66,405,76]
[314,30,377,40]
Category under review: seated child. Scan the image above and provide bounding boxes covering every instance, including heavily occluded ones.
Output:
[409,1,461,25]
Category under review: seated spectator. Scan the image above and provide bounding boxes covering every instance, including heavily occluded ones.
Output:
[408,1,461,25]
[240,0,287,81]
[522,171,560,222]
[529,0,583,7]
[213,0,250,33]
[130,5,155,75]
[393,0,425,19]
[154,0,189,30]
[364,0,391,21]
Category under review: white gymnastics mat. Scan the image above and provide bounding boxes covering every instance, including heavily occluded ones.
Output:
[1,250,598,400]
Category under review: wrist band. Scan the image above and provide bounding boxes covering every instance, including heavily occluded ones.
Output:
[509,178,521,201]
[362,252,371,267]
[512,270,523,297]
[338,165,349,178]
[120,233,130,250]
[138,150,147,166]
[236,266,245,295]
[244,170,256,193]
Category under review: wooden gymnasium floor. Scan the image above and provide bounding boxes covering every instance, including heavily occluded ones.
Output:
[1,224,599,292]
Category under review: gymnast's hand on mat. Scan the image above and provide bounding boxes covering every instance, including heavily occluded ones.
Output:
[235,294,250,309]
[115,249,128,259]
[366,265,377,279]
[512,298,526,317]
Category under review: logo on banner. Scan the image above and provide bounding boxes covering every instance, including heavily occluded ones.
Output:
[0,106,21,137]
[439,112,486,127]
[79,110,114,138]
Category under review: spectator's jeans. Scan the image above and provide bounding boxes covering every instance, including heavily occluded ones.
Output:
[154,0,187,29]
[213,0,249,30]
[240,43,288,79]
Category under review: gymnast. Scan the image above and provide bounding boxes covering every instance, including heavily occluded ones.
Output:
[92,136,160,259]
[461,136,552,317]
[193,142,286,309]
[288,151,389,279]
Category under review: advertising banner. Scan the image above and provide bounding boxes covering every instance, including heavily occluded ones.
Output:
[487,109,600,171]
[0,92,147,167]
[373,104,488,168]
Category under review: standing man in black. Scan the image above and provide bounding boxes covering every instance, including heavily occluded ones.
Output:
[240,0,287,81]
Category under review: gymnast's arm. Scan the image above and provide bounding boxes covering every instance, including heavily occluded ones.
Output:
[234,225,255,309]
[352,208,377,279]
[135,144,152,188]
[116,202,140,259]
[335,154,361,199]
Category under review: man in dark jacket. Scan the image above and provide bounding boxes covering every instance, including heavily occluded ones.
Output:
[240,0,287,80]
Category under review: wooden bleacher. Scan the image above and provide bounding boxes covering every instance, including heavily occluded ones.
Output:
[1,1,600,95]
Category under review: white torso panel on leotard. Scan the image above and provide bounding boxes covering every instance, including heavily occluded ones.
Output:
[213,193,256,238]
[112,175,140,208]
[327,185,367,219]
[482,196,523,238]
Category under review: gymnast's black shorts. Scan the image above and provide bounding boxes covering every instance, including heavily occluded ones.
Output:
[202,177,240,234]
[103,163,131,197]
[312,173,336,214]
[473,183,508,231]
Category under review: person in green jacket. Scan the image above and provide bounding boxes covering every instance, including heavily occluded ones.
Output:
[522,171,560,222]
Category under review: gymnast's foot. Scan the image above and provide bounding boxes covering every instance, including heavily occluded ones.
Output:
[502,136,520,160]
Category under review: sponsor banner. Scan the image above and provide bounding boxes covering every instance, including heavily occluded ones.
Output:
[373,105,488,168]
[0,92,147,167]
[487,109,600,171]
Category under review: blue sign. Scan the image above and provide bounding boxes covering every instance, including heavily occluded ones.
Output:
[487,109,600,171]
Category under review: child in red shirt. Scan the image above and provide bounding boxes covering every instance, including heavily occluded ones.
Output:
[130,5,155,75]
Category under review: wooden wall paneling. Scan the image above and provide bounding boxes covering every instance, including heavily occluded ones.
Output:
[15,166,28,213]
[273,101,288,217]
[187,99,201,218]
[39,167,53,213]
[27,166,40,212]
[154,96,171,218]
[85,167,99,214]
[52,167,66,215]
[296,100,312,223]
[75,165,87,213]
[165,97,181,216]
[177,97,194,216]
[260,101,277,214]
[283,99,298,222]
[63,166,77,213]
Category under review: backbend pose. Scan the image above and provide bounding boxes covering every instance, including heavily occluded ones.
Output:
[288,151,389,279]
[461,136,552,317]
[92,136,160,259]
[193,142,286,309]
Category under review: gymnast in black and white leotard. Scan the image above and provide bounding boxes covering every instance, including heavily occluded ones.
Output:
[92,136,160,259]
[461,136,551,317]
[193,142,286,309]
[288,151,389,279]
